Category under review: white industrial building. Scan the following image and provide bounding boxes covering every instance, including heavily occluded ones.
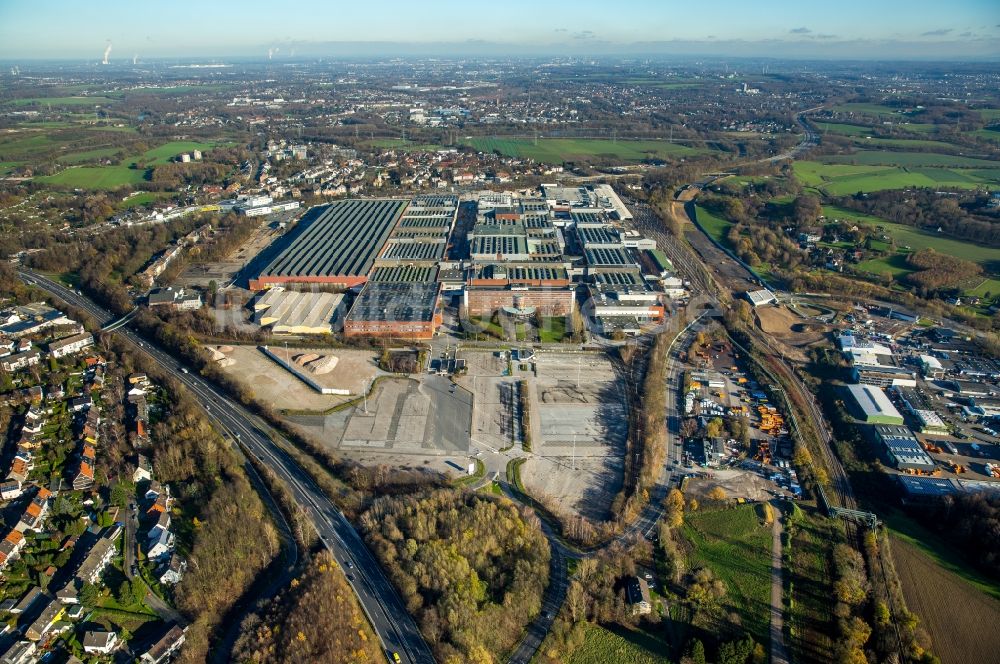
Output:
[745,289,778,307]
[253,289,345,335]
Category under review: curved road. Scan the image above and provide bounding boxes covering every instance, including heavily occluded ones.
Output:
[19,269,435,664]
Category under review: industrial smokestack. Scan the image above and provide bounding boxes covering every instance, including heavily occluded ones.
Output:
[102,40,112,65]
[268,46,279,60]
[133,54,138,65]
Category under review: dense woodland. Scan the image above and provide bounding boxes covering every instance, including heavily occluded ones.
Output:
[233,551,380,663]
[360,490,550,664]
[903,249,982,293]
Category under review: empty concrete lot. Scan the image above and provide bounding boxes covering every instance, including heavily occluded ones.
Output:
[522,351,628,522]
[336,375,472,454]
[533,351,627,448]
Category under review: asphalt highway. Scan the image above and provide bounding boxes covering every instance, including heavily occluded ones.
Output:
[19,269,435,664]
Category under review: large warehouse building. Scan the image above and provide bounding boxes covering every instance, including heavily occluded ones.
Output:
[249,199,407,290]
[343,283,442,340]
[847,384,904,425]
[874,425,936,473]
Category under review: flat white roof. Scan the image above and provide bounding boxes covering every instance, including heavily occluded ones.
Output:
[919,354,943,370]
[746,289,777,307]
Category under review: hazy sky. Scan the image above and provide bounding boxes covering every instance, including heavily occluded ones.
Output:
[1,0,998,60]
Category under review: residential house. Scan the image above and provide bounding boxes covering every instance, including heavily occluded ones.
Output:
[25,597,65,641]
[69,395,93,413]
[7,454,32,483]
[148,511,171,540]
[47,332,94,359]
[147,492,169,516]
[0,530,26,570]
[79,537,115,585]
[10,587,43,615]
[147,527,174,562]
[82,630,119,655]
[16,488,51,532]
[133,455,153,483]
[0,640,37,664]
[72,461,94,491]
[158,554,186,585]
[139,624,187,664]
[145,480,165,502]
[1,350,40,372]
[626,576,652,616]
[0,480,22,500]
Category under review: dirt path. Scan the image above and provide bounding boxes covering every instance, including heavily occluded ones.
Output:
[769,501,790,664]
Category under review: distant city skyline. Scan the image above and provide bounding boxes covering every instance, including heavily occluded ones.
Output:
[1,0,998,60]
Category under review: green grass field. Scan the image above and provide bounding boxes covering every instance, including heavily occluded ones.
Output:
[815,122,873,137]
[538,316,568,343]
[824,206,1000,267]
[139,140,220,165]
[37,165,148,189]
[693,205,734,246]
[850,137,963,151]
[824,150,1000,168]
[567,624,669,664]
[464,137,706,163]
[35,140,221,190]
[966,277,1000,298]
[61,147,122,164]
[2,95,120,107]
[794,159,999,195]
[681,504,773,645]
[119,192,172,209]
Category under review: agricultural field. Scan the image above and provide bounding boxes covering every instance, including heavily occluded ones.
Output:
[1,95,120,107]
[815,121,873,137]
[61,147,123,164]
[978,108,1000,122]
[463,137,707,163]
[566,624,669,664]
[848,137,964,151]
[793,158,1000,195]
[890,533,1000,664]
[623,78,705,90]
[681,504,773,645]
[785,506,839,664]
[824,150,999,169]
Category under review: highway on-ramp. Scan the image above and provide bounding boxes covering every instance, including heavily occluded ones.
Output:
[19,269,435,664]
